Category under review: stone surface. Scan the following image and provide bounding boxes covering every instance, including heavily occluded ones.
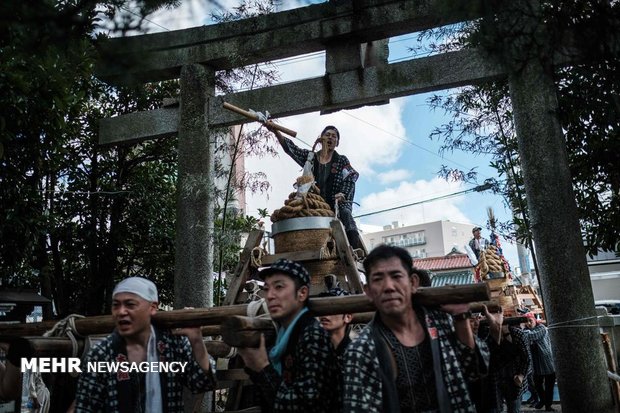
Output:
[174,64,216,309]
[95,0,490,85]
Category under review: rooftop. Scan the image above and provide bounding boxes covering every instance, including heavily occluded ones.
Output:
[413,253,473,271]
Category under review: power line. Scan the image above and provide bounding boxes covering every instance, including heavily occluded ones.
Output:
[119,6,171,32]
[340,111,487,178]
[353,182,492,219]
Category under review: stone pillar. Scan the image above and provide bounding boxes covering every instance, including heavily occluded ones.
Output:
[508,37,615,413]
[175,64,215,309]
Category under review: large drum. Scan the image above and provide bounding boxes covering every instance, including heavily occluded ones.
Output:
[271,217,349,293]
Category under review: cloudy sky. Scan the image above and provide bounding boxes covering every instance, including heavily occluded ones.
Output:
[121,0,528,271]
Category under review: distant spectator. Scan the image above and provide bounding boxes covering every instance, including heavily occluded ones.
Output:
[469,227,490,261]
[523,313,556,412]
[488,325,530,413]
[412,267,432,287]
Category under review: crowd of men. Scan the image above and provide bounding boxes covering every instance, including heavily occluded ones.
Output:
[236,245,556,413]
[0,243,557,413]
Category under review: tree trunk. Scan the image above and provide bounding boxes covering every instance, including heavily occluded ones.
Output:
[507,3,614,411]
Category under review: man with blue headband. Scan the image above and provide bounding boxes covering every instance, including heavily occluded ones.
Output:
[237,259,340,412]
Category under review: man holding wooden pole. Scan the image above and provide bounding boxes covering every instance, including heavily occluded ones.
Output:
[237,258,340,413]
[343,245,497,413]
[267,124,365,252]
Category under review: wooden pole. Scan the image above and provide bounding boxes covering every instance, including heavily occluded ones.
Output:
[0,336,233,359]
[601,333,620,405]
[220,316,276,348]
[221,283,490,347]
[222,102,297,137]
[0,336,86,359]
[0,283,490,337]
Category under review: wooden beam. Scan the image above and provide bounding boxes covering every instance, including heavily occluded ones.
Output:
[95,0,491,85]
[0,336,233,359]
[0,284,490,337]
[330,220,364,294]
[222,230,264,306]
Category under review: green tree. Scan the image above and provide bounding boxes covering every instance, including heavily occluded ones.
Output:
[1,0,280,316]
[423,0,620,256]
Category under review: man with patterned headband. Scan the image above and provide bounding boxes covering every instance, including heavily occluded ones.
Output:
[267,124,364,252]
[75,277,215,412]
[237,258,340,412]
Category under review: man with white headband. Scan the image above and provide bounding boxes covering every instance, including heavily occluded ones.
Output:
[75,277,215,412]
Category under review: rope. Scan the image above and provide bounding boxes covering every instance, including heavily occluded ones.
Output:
[248,108,270,123]
[215,298,276,360]
[319,233,337,259]
[546,315,601,330]
[247,298,277,342]
[44,314,86,362]
[271,189,334,222]
[21,314,86,411]
[250,247,268,268]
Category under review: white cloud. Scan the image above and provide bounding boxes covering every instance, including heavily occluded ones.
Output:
[356,178,471,229]
[377,169,412,184]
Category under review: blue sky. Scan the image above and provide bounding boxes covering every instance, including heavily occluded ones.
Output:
[133,0,527,271]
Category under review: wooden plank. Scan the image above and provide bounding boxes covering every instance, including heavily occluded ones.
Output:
[223,230,264,306]
[330,220,364,294]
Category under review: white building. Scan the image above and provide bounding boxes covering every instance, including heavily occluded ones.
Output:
[362,220,477,258]
[588,249,620,301]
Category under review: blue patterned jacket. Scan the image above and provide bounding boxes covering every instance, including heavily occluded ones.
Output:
[245,311,341,413]
[523,324,555,375]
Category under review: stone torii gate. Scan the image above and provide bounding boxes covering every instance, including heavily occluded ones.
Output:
[95,1,614,411]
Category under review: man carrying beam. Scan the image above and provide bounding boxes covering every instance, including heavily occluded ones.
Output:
[317,286,354,363]
[237,258,340,413]
[75,277,215,412]
[343,245,499,413]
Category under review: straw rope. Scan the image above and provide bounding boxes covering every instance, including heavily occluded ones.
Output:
[271,187,334,222]
[250,246,268,268]
[319,232,338,259]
